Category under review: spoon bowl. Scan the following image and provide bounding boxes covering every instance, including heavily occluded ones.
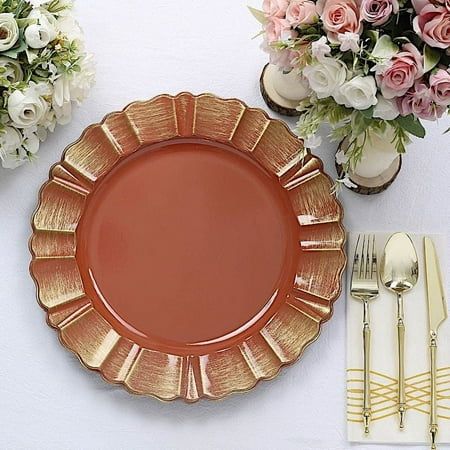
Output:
[381,233,419,294]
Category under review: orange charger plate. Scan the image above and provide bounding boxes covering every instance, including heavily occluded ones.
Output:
[30,93,346,402]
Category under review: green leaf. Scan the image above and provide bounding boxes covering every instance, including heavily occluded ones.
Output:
[350,112,370,138]
[2,39,27,59]
[360,106,374,119]
[25,48,38,63]
[372,35,399,60]
[396,115,426,138]
[248,6,267,25]
[365,30,379,45]
[424,44,441,73]
[16,18,35,28]
[251,30,265,40]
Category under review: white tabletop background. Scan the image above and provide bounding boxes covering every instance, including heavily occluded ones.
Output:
[1,1,449,449]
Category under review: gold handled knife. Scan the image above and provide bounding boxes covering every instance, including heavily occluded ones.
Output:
[424,237,448,450]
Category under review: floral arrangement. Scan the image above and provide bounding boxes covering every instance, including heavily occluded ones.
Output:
[0,0,94,169]
[251,0,450,185]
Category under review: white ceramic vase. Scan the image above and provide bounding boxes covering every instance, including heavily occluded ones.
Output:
[260,64,310,116]
[271,67,310,102]
[337,126,403,195]
[352,127,399,178]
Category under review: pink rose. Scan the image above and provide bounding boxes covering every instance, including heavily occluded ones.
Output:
[397,82,446,120]
[413,4,450,49]
[412,0,429,13]
[376,43,424,99]
[263,0,289,18]
[265,16,292,43]
[430,68,450,105]
[413,0,450,14]
[286,0,318,27]
[361,0,399,26]
[270,48,298,70]
[316,0,362,42]
[261,38,297,70]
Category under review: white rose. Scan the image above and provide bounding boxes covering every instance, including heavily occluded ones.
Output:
[50,53,94,125]
[25,9,58,49]
[57,14,83,44]
[0,126,21,152]
[302,57,347,99]
[53,97,72,125]
[0,13,19,51]
[22,129,40,154]
[7,84,49,128]
[1,149,26,169]
[373,95,399,120]
[0,126,25,169]
[40,108,57,132]
[0,57,23,85]
[68,53,95,103]
[53,75,71,108]
[333,76,378,110]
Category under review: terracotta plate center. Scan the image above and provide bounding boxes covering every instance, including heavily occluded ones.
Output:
[76,139,299,354]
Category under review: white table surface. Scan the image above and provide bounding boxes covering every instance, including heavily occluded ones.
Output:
[1,1,449,449]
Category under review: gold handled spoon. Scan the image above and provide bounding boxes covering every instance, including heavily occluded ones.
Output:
[380,232,419,430]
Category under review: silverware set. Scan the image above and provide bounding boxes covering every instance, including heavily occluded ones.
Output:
[351,233,447,449]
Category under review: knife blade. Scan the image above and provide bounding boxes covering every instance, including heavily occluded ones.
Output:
[424,236,447,450]
[425,237,447,334]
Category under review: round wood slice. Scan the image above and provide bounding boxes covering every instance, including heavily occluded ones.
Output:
[335,141,402,195]
[260,64,302,117]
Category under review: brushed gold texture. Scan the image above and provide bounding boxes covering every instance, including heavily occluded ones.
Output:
[30,93,346,402]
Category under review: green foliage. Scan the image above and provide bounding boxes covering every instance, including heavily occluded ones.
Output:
[3,37,27,59]
[0,0,32,17]
[47,0,70,13]
[395,114,426,138]
[389,121,411,153]
[360,106,374,119]
[424,44,441,73]
[248,6,267,25]
[372,35,399,59]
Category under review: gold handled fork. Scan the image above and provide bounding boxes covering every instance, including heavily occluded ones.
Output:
[350,234,379,434]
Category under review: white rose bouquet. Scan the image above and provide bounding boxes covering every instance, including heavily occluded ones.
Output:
[0,0,94,169]
[251,0,450,186]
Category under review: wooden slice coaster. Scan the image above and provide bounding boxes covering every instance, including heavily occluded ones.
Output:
[260,64,302,117]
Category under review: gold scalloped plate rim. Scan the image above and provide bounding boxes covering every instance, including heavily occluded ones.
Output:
[29,92,347,403]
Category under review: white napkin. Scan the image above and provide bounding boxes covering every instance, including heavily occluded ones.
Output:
[347,232,449,444]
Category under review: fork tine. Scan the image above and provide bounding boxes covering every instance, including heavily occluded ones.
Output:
[371,234,377,279]
[360,234,367,279]
[353,234,362,275]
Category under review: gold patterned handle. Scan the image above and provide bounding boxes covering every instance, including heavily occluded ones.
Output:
[430,334,438,450]
[397,293,406,429]
[362,299,371,434]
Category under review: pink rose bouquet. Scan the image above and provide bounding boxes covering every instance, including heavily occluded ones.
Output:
[251,0,450,183]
